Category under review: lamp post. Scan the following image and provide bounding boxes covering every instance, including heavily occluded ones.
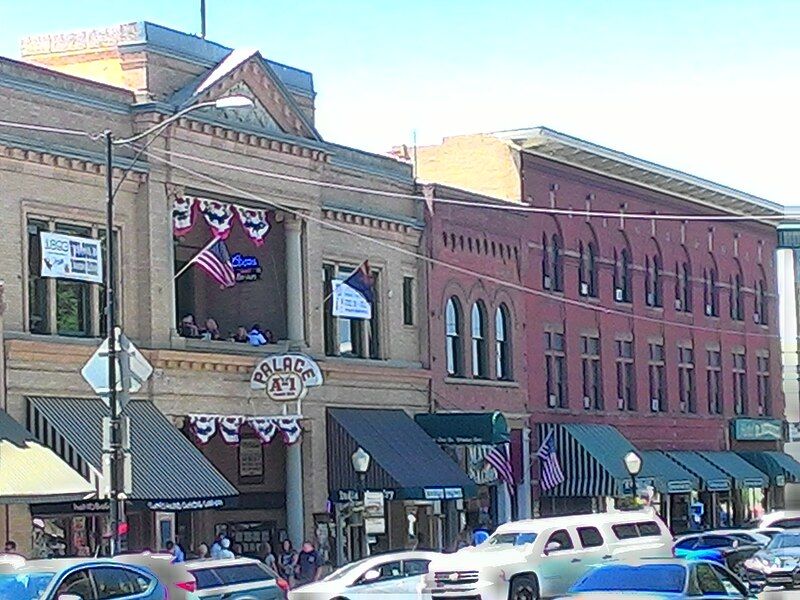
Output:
[624,450,643,504]
[351,447,371,559]
[104,95,253,553]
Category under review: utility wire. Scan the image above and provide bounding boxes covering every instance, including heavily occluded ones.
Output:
[139,145,779,340]
[0,120,101,139]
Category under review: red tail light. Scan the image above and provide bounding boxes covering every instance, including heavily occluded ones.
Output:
[176,580,197,592]
[277,578,290,592]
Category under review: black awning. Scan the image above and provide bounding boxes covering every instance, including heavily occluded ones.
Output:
[414,411,509,444]
[327,408,477,501]
[738,451,800,486]
[27,397,238,503]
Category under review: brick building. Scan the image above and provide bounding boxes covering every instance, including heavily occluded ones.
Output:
[414,128,797,529]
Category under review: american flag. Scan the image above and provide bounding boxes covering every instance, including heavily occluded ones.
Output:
[195,239,236,288]
[537,430,565,491]
[485,443,515,495]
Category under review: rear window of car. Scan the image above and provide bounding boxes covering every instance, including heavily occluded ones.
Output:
[636,521,662,537]
[774,518,800,529]
[612,524,638,540]
[216,564,274,586]
[189,568,223,590]
[612,521,662,540]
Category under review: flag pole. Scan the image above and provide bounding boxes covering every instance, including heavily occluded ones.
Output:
[322,260,367,304]
[173,236,219,280]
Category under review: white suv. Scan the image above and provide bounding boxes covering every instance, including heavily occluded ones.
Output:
[424,510,672,600]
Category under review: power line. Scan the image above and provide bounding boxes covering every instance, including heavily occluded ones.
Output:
[139,145,779,340]
[0,120,100,139]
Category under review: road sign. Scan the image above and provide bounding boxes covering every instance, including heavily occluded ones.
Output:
[82,328,153,403]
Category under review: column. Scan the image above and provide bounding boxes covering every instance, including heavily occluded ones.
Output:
[517,426,532,519]
[496,483,513,525]
[286,440,304,548]
[285,216,305,346]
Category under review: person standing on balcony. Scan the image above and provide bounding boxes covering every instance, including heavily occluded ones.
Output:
[248,324,268,346]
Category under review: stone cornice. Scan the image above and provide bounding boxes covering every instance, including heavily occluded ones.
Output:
[322,208,422,235]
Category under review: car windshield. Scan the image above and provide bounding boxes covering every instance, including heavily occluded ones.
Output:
[768,533,800,550]
[0,572,55,600]
[485,532,538,547]
[323,557,372,581]
[571,564,686,593]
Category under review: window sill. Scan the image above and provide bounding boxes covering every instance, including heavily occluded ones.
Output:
[6,331,102,346]
[444,377,519,388]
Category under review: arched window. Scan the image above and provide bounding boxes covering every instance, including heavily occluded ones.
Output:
[471,301,488,378]
[704,258,719,317]
[551,234,564,292]
[495,305,511,380]
[645,252,662,307]
[445,297,463,376]
[541,233,551,289]
[614,247,632,303]
[730,265,744,321]
[675,251,692,312]
[756,269,768,325]
[579,242,598,297]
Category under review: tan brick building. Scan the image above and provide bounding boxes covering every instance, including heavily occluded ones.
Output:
[0,22,464,561]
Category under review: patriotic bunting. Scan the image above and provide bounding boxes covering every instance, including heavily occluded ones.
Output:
[172,194,273,246]
[189,415,217,445]
[173,196,195,236]
[187,414,302,446]
[248,417,279,444]
[236,206,271,246]
[198,198,236,239]
[219,416,246,444]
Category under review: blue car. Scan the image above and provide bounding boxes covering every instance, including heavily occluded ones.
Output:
[0,554,195,600]
[562,558,763,598]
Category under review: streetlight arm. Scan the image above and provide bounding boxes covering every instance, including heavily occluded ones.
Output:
[112,101,219,146]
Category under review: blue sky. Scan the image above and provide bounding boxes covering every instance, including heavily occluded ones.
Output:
[2,0,799,204]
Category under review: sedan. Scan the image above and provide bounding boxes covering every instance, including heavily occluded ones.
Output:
[561,559,762,598]
[743,530,800,589]
[672,532,762,577]
[289,551,439,600]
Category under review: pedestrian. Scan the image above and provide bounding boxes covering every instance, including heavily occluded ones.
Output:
[262,542,277,571]
[295,541,322,586]
[248,323,267,346]
[219,538,235,559]
[210,533,225,559]
[166,540,185,563]
[196,542,210,559]
[279,539,297,584]
[3,540,17,554]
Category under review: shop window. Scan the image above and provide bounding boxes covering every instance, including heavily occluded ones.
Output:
[545,331,567,408]
[757,352,770,416]
[616,339,635,411]
[471,301,488,378]
[323,263,380,359]
[733,351,748,415]
[648,343,666,412]
[445,297,464,376]
[579,241,598,298]
[707,350,722,415]
[26,218,117,338]
[581,335,602,410]
[678,345,696,414]
[402,276,414,326]
[495,304,512,380]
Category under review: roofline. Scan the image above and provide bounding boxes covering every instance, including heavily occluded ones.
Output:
[495,126,784,217]
[0,56,134,99]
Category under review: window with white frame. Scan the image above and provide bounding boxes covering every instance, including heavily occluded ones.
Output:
[323,262,380,359]
[495,304,512,380]
[471,301,488,378]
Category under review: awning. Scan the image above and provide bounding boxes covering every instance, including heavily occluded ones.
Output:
[414,411,509,444]
[327,408,477,501]
[737,452,800,486]
[0,409,95,504]
[696,451,769,489]
[27,397,238,503]
[664,451,732,492]
[537,424,698,497]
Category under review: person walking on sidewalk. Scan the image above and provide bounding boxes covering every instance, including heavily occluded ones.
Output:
[279,539,297,586]
[295,541,322,587]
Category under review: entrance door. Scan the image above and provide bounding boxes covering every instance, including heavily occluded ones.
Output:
[155,512,175,551]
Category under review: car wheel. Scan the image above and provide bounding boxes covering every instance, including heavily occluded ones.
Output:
[509,575,539,600]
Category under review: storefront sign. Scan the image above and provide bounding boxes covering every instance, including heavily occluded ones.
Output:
[424,487,463,500]
[363,491,386,534]
[789,422,800,443]
[467,445,498,485]
[231,253,262,282]
[336,489,395,502]
[40,231,103,284]
[146,499,225,511]
[238,439,264,478]
[332,279,372,320]
[777,475,786,487]
[731,418,784,442]
[251,353,323,402]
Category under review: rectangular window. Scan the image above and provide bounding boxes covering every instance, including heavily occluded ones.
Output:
[26,218,114,338]
[616,339,635,411]
[678,345,696,414]
[402,276,414,326]
[581,335,602,410]
[707,349,722,415]
[648,342,666,412]
[323,263,380,359]
[733,351,747,415]
[545,331,567,408]
[757,352,770,416]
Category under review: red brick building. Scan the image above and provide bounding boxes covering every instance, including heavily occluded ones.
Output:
[415,128,792,526]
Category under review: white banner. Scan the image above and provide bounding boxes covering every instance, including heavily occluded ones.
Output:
[40,232,103,284]
[332,280,372,319]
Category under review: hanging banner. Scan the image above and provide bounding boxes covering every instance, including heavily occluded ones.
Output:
[172,196,195,236]
[236,206,271,246]
[197,198,236,239]
[40,232,103,284]
[332,280,372,320]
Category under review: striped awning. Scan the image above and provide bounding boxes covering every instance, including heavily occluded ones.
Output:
[27,397,238,502]
[664,451,732,492]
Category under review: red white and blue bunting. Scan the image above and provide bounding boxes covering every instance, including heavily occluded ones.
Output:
[189,414,302,445]
[173,195,272,246]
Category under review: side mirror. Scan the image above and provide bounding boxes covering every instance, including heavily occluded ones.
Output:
[544,541,562,555]
[363,569,381,583]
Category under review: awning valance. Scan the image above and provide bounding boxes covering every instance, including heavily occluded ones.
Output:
[737,451,800,486]
[0,409,95,504]
[640,451,698,494]
[414,411,509,445]
[664,451,731,492]
[696,451,769,489]
[327,408,477,501]
[27,397,238,503]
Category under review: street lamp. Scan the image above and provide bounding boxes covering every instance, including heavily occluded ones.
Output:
[103,95,253,553]
[624,450,643,503]
[350,447,371,558]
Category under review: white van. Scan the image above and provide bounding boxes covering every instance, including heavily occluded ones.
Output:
[424,509,672,600]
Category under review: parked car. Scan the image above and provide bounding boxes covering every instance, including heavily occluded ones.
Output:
[710,529,772,547]
[558,558,762,598]
[424,509,672,600]
[672,532,763,578]
[743,529,800,589]
[289,551,439,600]
[185,556,287,600]
[0,552,195,599]
[750,510,800,530]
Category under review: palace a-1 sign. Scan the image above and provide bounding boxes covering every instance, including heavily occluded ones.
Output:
[250,353,323,403]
